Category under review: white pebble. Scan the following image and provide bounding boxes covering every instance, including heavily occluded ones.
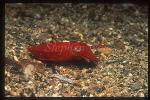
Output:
[128,73,133,77]
[13,56,19,62]
[119,65,124,68]
[89,94,93,97]
[24,64,35,78]
[109,28,113,31]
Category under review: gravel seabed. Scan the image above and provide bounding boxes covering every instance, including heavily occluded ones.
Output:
[5,3,148,97]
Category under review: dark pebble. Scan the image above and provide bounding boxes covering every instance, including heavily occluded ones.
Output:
[5,90,10,96]
[38,83,45,89]
[38,32,50,42]
[131,83,142,91]
[75,75,81,80]
[24,88,34,96]
[34,73,42,81]
[18,88,25,96]
[86,68,93,73]
[29,92,35,97]
[25,33,34,43]
[10,67,22,74]
[80,89,88,97]
[96,86,106,93]
[119,83,124,87]
[5,76,11,84]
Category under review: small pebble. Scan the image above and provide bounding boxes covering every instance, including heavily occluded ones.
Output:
[131,83,142,91]
[96,87,105,93]
[23,64,35,78]
[119,65,124,68]
[51,93,60,97]
[109,28,113,31]
[89,94,93,97]
[137,91,145,97]
[128,73,133,77]
[13,56,19,62]
[80,89,87,97]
